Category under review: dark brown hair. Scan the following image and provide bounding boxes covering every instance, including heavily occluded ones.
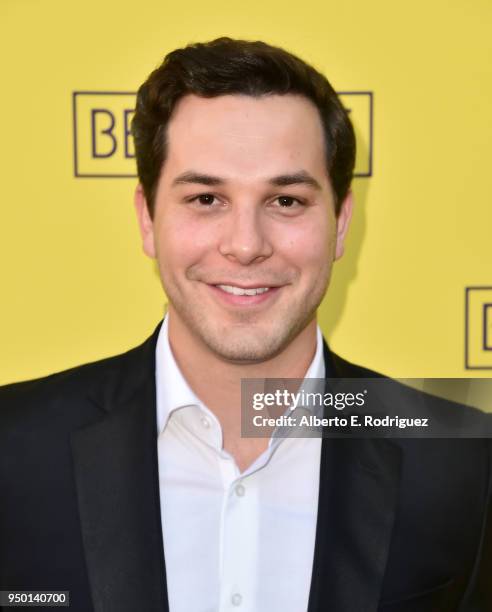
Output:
[132,37,356,216]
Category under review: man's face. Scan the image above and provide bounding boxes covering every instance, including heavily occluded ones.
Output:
[136,93,352,363]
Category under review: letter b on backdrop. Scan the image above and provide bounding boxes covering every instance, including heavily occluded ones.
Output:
[73,92,135,177]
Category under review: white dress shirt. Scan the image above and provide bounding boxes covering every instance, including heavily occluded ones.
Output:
[156,315,325,612]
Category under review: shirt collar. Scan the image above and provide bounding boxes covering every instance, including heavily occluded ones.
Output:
[155,313,326,435]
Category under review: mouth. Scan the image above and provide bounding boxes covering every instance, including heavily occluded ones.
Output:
[207,283,282,306]
[216,284,272,296]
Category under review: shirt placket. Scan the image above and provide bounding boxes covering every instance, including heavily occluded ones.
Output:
[216,451,259,612]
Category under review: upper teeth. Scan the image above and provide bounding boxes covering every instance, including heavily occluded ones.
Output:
[217,285,271,296]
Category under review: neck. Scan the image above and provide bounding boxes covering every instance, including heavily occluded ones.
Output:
[166,307,318,471]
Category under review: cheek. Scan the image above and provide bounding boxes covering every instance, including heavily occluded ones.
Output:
[272,216,335,269]
[154,214,219,271]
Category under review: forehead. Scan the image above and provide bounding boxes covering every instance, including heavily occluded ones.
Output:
[163,93,328,184]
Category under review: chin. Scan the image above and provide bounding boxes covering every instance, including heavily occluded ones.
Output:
[206,340,284,364]
[195,317,309,364]
[168,287,323,363]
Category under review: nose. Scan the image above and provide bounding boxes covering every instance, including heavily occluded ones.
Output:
[218,205,274,265]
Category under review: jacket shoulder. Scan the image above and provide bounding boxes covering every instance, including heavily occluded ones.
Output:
[327,349,385,379]
[1,344,137,401]
[0,323,161,427]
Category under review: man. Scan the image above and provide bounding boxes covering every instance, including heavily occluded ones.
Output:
[0,38,490,612]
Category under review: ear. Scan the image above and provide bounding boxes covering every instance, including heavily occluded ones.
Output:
[334,190,354,260]
[134,184,156,259]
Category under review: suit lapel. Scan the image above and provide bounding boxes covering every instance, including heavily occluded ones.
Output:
[71,324,169,612]
[307,343,402,612]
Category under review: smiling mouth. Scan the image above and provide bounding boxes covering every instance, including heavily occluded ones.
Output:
[215,284,272,296]
[207,282,282,306]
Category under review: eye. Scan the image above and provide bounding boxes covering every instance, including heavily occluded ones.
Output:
[278,196,296,207]
[194,193,216,206]
[274,196,304,208]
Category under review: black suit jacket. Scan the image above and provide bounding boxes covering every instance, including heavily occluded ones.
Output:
[1,322,491,612]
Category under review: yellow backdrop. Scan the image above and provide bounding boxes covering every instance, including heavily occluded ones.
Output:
[1,0,491,384]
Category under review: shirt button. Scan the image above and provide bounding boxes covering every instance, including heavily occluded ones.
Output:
[200,416,210,429]
[235,483,245,497]
[231,593,242,606]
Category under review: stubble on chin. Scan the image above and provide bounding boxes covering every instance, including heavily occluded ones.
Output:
[169,286,325,364]
[163,257,332,363]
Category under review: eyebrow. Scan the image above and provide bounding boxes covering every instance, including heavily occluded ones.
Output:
[171,170,322,190]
